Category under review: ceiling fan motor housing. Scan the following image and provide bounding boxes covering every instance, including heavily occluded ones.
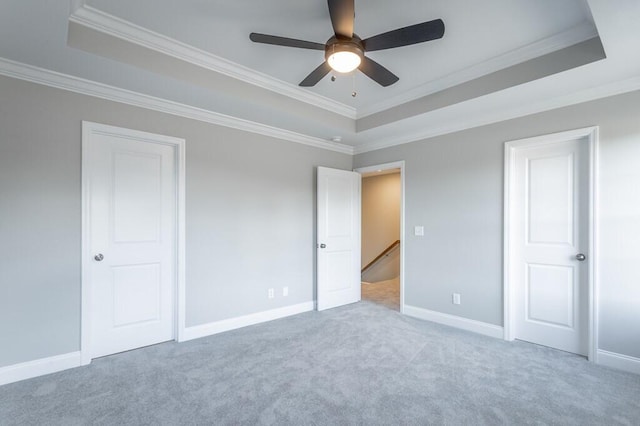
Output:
[325,35,364,65]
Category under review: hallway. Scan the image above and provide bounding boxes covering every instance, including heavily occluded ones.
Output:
[361,277,400,311]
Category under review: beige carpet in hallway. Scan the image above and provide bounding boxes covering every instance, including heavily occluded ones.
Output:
[361,276,400,311]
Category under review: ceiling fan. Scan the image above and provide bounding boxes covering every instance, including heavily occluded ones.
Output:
[249,0,445,87]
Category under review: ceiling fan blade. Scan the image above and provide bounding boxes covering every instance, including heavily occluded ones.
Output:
[327,0,354,38]
[299,61,332,86]
[363,19,445,52]
[358,57,399,87]
[250,33,326,50]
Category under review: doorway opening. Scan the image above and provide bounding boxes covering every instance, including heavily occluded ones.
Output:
[355,162,405,312]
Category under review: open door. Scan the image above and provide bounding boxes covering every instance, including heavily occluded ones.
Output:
[317,167,361,311]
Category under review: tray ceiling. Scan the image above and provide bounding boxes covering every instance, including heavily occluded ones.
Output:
[2,1,640,152]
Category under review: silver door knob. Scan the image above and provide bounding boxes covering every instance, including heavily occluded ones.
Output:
[319,244,326,249]
[94,253,104,261]
[575,253,586,261]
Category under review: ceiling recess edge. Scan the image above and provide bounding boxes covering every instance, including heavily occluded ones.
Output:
[68,4,357,120]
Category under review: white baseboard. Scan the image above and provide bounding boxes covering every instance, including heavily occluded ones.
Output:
[597,349,640,375]
[181,301,315,342]
[0,351,82,386]
[404,305,504,339]
[0,303,314,385]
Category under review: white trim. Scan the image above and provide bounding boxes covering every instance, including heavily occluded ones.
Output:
[81,122,187,365]
[0,352,82,386]
[69,0,86,14]
[176,135,187,343]
[503,126,599,361]
[81,122,92,366]
[68,5,356,120]
[353,75,640,154]
[182,302,314,342]
[354,161,406,314]
[404,305,504,339]
[357,22,598,119]
[0,57,353,155]
[503,140,515,343]
[589,128,600,363]
[597,350,640,375]
[2,54,640,156]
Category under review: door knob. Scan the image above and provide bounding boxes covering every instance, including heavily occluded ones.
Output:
[575,253,586,261]
[94,253,104,261]
[319,244,326,249]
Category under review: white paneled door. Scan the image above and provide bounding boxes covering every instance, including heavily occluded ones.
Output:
[510,133,590,355]
[317,167,361,311]
[84,123,178,359]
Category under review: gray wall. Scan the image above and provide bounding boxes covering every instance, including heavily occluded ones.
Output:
[0,75,352,367]
[3,70,639,368]
[355,89,640,359]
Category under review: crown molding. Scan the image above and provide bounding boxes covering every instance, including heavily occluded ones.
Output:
[356,21,599,119]
[68,5,356,120]
[69,0,86,14]
[353,74,640,154]
[3,53,638,157]
[0,57,354,155]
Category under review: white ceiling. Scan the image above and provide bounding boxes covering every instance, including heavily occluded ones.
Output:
[86,0,596,110]
[1,1,640,153]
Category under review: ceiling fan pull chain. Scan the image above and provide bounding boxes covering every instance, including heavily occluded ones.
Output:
[332,45,337,83]
[352,73,357,97]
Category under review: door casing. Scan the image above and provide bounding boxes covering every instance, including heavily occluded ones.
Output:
[355,161,406,314]
[81,121,186,365]
[503,126,599,361]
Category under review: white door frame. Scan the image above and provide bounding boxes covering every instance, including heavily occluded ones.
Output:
[503,126,599,361]
[80,121,186,365]
[354,161,406,314]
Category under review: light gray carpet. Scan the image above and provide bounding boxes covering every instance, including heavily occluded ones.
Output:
[1,302,639,425]
[362,277,400,311]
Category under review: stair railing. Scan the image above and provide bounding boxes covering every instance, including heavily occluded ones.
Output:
[361,240,400,274]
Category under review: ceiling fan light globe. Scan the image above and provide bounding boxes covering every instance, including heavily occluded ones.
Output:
[328,51,361,73]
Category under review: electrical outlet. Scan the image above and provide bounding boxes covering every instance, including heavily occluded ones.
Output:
[268,288,275,299]
[283,287,289,297]
[452,293,461,305]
